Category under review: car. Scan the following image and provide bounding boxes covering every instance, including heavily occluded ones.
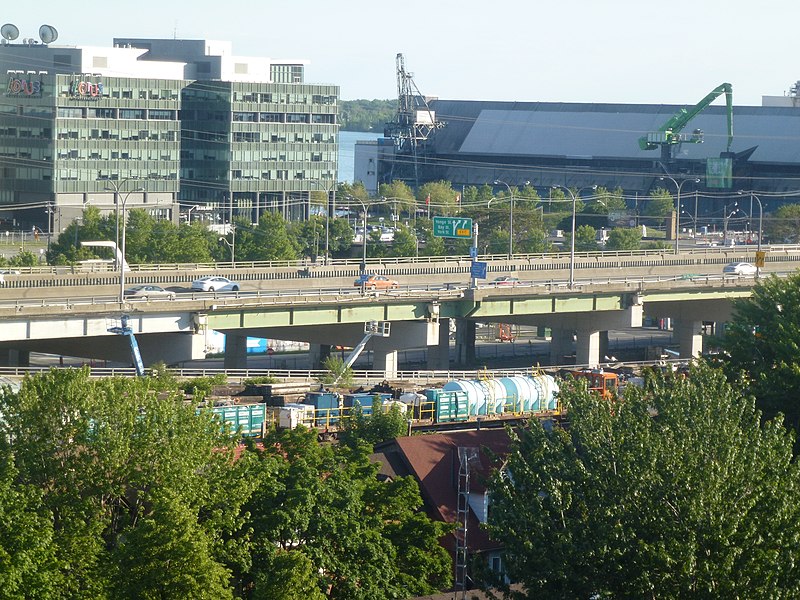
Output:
[493,276,520,286]
[723,262,758,276]
[191,276,240,292]
[123,285,176,300]
[0,269,20,275]
[354,274,399,290]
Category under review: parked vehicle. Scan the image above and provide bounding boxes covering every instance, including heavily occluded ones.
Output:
[354,274,399,290]
[191,276,240,292]
[723,262,757,276]
[124,285,176,300]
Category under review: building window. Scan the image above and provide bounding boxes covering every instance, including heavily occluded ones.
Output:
[286,113,309,124]
[148,109,174,120]
[120,109,145,119]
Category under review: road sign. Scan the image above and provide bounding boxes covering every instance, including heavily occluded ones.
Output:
[755,250,766,267]
[469,246,478,259]
[470,261,487,279]
[433,216,473,239]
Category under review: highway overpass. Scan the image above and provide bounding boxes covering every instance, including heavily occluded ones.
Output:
[0,246,795,374]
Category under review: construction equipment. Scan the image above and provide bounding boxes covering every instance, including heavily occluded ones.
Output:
[108,314,145,376]
[331,321,391,386]
[639,83,733,161]
[570,369,619,400]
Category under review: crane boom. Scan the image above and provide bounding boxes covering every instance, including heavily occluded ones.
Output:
[639,83,733,157]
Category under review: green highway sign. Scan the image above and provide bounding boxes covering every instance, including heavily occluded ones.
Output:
[432,216,473,239]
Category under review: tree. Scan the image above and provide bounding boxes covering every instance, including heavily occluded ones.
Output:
[339,402,409,450]
[417,181,460,217]
[0,368,253,598]
[0,448,58,600]
[485,362,800,599]
[605,227,641,250]
[254,212,299,261]
[243,428,452,599]
[379,181,416,218]
[643,187,675,220]
[765,203,800,244]
[387,224,418,257]
[571,224,597,252]
[714,272,800,438]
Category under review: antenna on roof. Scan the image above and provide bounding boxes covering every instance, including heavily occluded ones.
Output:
[1,23,19,41]
[38,24,58,45]
[173,20,178,40]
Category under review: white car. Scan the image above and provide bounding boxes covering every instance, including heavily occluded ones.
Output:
[191,276,240,292]
[124,285,176,300]
[723,262,758,276]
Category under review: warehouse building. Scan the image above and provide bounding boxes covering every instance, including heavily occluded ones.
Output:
[359,84,800,218]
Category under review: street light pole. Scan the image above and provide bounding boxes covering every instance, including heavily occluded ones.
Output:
[219,224,235,265]
[105,180,144,304]
[493,179,529,257]
[739,191,764,279]
[311,180,334,262]
[552,184,578,288]
[660,176,700,255]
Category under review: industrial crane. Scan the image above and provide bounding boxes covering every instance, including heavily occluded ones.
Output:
[639,83,733,161]
[383,53,444,187]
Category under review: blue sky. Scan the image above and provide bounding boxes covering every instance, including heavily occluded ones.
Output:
[5,0,797,106]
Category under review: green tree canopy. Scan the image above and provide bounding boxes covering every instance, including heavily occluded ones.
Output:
[571,223,598,252]
[714,272,800,437]
[605,227,641,250]
[486,362,800,599]
[643,187,675,218]
[765,203,800,244]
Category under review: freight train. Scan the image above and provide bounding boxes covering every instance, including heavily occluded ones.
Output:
[203,370,581,438]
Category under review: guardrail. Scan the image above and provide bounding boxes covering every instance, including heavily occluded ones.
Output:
[0,358,691,384]
[8,243,800,276]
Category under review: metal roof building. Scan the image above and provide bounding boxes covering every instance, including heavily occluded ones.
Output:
[374,97,800,201]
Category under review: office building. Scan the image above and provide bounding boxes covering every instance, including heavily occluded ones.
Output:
[0,34,338,235]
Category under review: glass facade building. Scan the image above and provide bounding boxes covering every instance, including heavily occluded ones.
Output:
[0,38,338,234]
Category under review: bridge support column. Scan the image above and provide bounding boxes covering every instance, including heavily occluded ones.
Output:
[599,331,610,361]
[373,349,399,378]
[455,319,476,366]
[224,334,248,370]
[675,319,704,358]
[576,328,602,368]
[308,344,332,369]
[549,328,574,365]
[427,318,451,370]
[0,348,30,367]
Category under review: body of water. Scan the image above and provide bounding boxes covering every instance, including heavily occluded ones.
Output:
[338,130,383,183]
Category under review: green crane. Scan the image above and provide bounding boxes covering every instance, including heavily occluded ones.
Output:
[639,82,733,161]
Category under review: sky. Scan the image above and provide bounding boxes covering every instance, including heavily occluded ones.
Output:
[5,0,798,106]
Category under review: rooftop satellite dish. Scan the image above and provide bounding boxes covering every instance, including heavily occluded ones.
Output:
[1,23,19,41]
[38,24,57,45]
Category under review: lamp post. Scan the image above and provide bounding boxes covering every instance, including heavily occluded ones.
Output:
[552,184,579,288]
[105,180,144,304]
[218,223,236,266]
[739,191,764,278]
[353,197,368,294]
[311,180,335,263]
[659,176,700,255]
[493,179,529,257]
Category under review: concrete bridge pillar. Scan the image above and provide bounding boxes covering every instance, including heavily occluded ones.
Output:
[675,319,704,358]
[576,328,602,368]
[224,334,248,370]
[0,348,30,367]
[373,349,399,378]
[599,331,610,361]
[455,319,476,366]
[549,328,574,365]
[309,343,332,369]
[427,318,451,370]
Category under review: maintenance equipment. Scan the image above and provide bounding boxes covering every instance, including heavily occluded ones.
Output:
[639,83,733,161]
[108,315,145,376]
